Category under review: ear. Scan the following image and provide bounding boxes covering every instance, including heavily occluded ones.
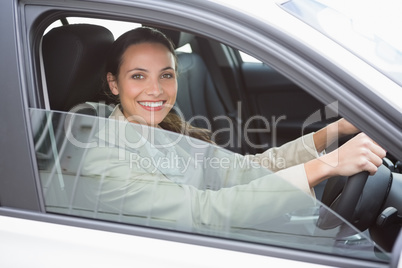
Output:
[107,72,119,95]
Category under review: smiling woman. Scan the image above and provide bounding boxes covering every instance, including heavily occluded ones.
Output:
[103,26,385,191]
[104,27,212,142]
[106,41,177,126]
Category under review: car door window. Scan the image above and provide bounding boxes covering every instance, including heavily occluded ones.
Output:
[32,15,392,264]
[30,107,390,262]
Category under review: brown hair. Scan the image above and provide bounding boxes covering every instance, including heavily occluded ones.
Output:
[105,27,213,143]
[159,112,213,143]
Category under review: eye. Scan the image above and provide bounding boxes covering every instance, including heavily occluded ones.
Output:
[161,73,174,79]
[132,74,144,79]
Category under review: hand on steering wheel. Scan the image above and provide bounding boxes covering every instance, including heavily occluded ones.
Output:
[323,132,386,177]
[305,132,386,188]
[315,133,389,230]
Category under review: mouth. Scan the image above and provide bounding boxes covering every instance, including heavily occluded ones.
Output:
[138,101,166,111]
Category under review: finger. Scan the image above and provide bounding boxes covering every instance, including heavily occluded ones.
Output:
[367,163,378,176]
[367,140,387,159]
[367,151,384,168]
[358,133,386,158]
[361,158,379,175]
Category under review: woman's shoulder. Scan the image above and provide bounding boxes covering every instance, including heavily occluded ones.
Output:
[109,104,126,121]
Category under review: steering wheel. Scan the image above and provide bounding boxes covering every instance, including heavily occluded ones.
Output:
[317,165,392,231]
[317,172,368,229]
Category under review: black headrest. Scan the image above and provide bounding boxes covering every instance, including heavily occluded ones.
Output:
[42,24,114,111]
[145,26,194,49]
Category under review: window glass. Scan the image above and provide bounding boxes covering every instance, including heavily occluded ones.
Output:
[44,20,62,35]
[281,0,402,89]
[44,17,140,39]
[36,15,390,262]
[44,17,191,52]
[176,43,192,53]
[239,51,262,63]
[30,107,389,262]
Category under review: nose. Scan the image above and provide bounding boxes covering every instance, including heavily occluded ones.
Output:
[145,77,163,96]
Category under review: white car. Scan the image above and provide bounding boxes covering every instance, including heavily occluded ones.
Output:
[1,0,401,267]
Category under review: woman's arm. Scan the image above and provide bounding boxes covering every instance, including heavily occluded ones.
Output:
[82,146,315,230]
[245,132,319,173]
[312,118,360,153]
[248,119,358,173]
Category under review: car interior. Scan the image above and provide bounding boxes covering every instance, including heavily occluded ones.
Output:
[35,17,402,256]
[40,19,332,152]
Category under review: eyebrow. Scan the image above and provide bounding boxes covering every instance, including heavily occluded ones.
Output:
[126,66,175,74]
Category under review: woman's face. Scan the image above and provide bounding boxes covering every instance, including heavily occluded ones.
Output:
[108,42,177,126]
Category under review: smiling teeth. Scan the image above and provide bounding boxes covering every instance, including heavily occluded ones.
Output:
[139,101,164,107]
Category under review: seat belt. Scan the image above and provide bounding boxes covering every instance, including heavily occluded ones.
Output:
[196,38,248,153]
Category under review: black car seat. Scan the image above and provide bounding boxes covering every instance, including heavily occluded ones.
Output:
[42,23,114,114]
[38,24,115,213]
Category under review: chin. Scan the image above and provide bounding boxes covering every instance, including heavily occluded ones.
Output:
[144,117,164,127]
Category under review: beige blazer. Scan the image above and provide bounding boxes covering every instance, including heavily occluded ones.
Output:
[79,105,320,232]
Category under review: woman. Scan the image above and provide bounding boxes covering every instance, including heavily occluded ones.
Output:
[81,27,385,231]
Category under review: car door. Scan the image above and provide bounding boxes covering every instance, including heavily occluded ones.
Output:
[1,0,401,267]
